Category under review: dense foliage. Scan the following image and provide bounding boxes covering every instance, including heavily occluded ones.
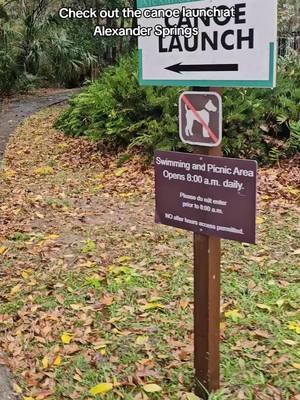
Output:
[55,52,300,164]
[0,0,135,95]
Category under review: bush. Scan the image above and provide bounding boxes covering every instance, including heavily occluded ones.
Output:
[55,53,186,153]
[55,52,300,164]
[0,24,25,95]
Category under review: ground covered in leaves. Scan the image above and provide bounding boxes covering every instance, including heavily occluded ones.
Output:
[0,108,299,400]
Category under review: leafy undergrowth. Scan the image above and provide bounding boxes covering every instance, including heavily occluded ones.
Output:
[0,108,299,400]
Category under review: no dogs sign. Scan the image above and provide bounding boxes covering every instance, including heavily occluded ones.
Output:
[138,0,277,88]
[179,92,222,147]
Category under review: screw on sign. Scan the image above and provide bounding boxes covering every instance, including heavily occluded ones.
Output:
[179,92,222,147]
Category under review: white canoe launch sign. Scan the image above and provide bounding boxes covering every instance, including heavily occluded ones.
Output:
[138,0,277,88]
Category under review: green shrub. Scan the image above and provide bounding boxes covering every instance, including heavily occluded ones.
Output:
[55,52,300,164]
[55,53,186,153]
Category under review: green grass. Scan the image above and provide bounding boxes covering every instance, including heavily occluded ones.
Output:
[1,210,299,399]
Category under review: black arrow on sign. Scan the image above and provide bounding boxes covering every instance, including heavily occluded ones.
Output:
[165,62,239,74]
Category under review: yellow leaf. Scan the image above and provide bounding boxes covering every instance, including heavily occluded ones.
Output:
[256,304,272,312]
[23,397,35,400]
[0,246,8,255]
[285,187,300,196]
[93,185,104,192]
[135,336,149,345]
[53,355,62,366]
[3,169,16,178]
[89,383,113,395]
[94,172,105,180]
[119,192,134,198]
[224,309,243,321]
[44,234,60,241]
[42,356,49,369]
[34,166,54,176]
[70,304,82,311]
[21,271,30,280]
[256,217,265,224]
[186,394,201,400]
[61,332,74,345]
[143,384,162,393]
[115,167,128,177]
[142,302,165,311]
[292,363,300,369]
[10,285,21,295]
[220,322,227,330]
[118,256,131,263]
[288,321,300,334]
[13,384,22,394]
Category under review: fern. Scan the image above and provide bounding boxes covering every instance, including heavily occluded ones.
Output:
[56,52,300,165]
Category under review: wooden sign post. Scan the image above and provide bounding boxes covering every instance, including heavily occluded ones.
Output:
[192,87,222,398]
[193,146,222,399]
[194,229,221,397]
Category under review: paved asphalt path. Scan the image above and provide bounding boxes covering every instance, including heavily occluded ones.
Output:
[0,89,79,158]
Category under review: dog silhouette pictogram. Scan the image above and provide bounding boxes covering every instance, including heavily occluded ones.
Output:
[185,99,217,138]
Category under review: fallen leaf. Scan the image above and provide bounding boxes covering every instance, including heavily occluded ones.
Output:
[70,304,83,311]
[36,389,55,399]
[61,332,74,344]
[21,271,30,280]
[292,363,300,369]
[256,304,272,312]
[89,383,113,395]
[254,330,271,339]
[118,256,131,263]
[276,299,285,307]
[43,234,60,241]
[283,339,297,346]
[115,167,128,177]
[142,303,165,311]
[288,321,300,334]
[186,393,201,400]
[34,166,54,176]
[256,216,266,224]
[135,336,149,345]
[0,246,8,255]
[142,384,162,393]
[13,384,22,394]
[224,309,243,321]
[10,285,21,295]
[42,356,49,369]
[53,355,62,366]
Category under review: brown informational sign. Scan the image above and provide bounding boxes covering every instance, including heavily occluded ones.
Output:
[155,150,257,244]
[179,92,222,147]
